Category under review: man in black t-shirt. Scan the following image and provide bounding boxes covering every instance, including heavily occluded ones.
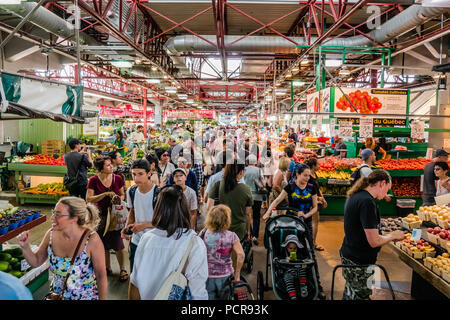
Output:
[63,138,93,199]
[339,170,404,300]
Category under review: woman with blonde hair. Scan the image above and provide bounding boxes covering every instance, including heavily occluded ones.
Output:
[17,197,107,300]
[201,204,245,300]
[270,157,291,213]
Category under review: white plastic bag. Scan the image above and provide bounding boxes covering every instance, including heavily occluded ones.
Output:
[111,201,129,231]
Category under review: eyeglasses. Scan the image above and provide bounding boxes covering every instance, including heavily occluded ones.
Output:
[51,210,70,218]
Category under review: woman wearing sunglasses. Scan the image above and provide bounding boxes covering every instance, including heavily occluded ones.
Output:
[434,162,450,197]
[155,148,175,187]
[17,197,107,300]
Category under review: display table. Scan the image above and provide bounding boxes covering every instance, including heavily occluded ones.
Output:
[388,243,449,299]
[8,163,67,205]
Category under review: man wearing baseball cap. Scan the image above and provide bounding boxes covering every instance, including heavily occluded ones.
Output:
[359,149,376,178]
[172,167,198,229]
[423,149,450,206]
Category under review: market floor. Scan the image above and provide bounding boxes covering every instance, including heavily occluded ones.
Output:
[6,205,413,300]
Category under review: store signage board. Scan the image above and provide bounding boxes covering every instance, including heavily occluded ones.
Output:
[336,117,406,126]
[338,121,353,138]
[333,88,408,118]
[82,117,98,136]
[306,88,331,114]
[328,179,351,185]
[410,120,425,139]
[359,117,373,138]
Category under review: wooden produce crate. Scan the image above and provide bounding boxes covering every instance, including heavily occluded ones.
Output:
[41,140,65,155]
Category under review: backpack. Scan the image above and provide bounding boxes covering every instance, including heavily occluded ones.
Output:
[128,184,160,209]
[349,164,370,186]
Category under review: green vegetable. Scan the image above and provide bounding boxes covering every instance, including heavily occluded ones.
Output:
[2,247,22,258]
[0,261,9,272]
[136,149,145,159]
[8,270,23,278]
[0,253,12,262]
[12,261,21,271]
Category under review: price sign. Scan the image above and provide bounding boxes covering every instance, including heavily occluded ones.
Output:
[359,117,373,138]
[330,118,336,136]
[410,120,425,139]
[21,259,31,272]
[411,229,422,242]
[338,121,353,138]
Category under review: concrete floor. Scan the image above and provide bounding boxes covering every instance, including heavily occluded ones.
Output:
[6,204,413,300]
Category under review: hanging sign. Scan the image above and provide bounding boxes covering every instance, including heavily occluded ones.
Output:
[338,121,353,138]
[359,117,373,138]
[410,120,425,139]
[82,117,98,136]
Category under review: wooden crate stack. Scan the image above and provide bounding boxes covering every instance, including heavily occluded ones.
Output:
[41,140,65,155]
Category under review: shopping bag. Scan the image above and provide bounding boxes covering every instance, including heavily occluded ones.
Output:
[111,201,129,231]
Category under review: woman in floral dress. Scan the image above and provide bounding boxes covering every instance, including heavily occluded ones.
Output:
[17,197,107,300]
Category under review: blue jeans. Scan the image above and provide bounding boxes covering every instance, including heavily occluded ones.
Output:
[206,276,231,300]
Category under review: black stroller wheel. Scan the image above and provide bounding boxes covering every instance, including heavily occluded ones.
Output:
[246,250,254,274]
[257,271,264,300]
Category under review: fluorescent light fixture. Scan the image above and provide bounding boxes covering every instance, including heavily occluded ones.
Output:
[186,99,194,104]
[192,103,198,106]
[151,66,158,71]
[146,79,160,84]
[301,58,309,65]
[325,59,342,67]
[177,94,188,99]
[165,86,177,93]
[1,0,22,4]
[275,89,288,95]
[422,0,450,7]
[110,59,133,68]
[292,81,305,87]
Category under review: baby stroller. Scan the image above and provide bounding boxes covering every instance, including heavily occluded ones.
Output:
[221,275,255,300]
[241,235,254,274]
[256,207,319,300]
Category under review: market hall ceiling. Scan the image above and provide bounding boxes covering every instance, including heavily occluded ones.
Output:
[0,0,449,112]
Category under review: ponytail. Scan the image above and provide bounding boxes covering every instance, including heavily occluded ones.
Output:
[347,169,391,197]
[58,197,100,230]
[85,203,100,230]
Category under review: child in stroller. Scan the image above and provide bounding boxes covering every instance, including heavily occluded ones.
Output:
[280,234,309,300]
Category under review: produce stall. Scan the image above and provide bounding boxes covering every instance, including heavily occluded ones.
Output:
[0,203,49,294]
[8,156,67,205]
[312,157,429,215]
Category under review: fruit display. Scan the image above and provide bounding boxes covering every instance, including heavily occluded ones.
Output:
[381,217,407,234]
[0,247,30,278]
[0,209,41,235]
[20,183,69,196]
[305,144,321,149]
[426,227,450,249]
[336,90,383,114]
[377,158,430,170]
[424,254,450,283]
[21,154,65,166]
[401,214,422,230]
[397,233,436,259]
[391,177,422,197]
[319,183,349,196]
[417,205,450,228]
[318,157,363,171]
[394,145,407,151]
[305,137,318,143]
[316,171,351,180]
[11,156,35,163]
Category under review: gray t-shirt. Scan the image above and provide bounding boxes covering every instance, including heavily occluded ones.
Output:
[183,186,198,211]
[359,164,373,178]
[244,166,265,201]
[423,161,437,195]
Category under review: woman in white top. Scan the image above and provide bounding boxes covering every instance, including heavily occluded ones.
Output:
[129,185,208,300]
[434,162,450,197]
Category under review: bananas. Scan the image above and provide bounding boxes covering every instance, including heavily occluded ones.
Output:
[317,170,350,180]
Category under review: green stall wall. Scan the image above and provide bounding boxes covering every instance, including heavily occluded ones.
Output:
[19,119,82,153]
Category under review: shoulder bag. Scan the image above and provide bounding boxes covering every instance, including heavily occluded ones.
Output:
[44,229,90,300]
[154,235,196,300]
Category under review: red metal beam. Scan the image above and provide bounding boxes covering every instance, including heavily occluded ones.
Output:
[225,2,300,46]
[141,6,212,46]
[102,0,115,18]
[310,3,323,37]
[142,4,217,48]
